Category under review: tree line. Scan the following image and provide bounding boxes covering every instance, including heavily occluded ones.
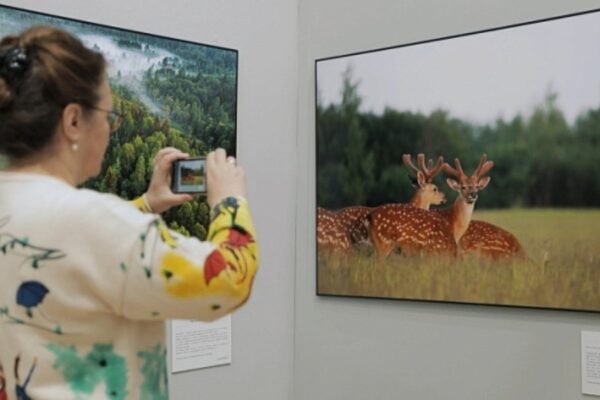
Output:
[83,78,232,239]
[317,70,600,210]
[144,66,236,152]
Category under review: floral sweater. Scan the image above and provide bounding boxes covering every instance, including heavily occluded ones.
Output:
[0,171,258,400]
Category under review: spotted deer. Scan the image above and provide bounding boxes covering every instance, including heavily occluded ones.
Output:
[402,154,525,260]
[334,154,448,247]
[368,155,494,257]
[368,204,457,257]
[435,154,494,243]
[337,206,373,245]
[316,207,351,251]
[402,153,447,210]
[459,220,526,260]
[432,155,526,260]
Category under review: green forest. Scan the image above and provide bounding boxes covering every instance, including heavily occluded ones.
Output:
[317,69,600,210]
[144,66,235,151]
[82,70,235,239]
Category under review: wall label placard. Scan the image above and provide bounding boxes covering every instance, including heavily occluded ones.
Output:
[582,331,600,396]
[171,316,231,373]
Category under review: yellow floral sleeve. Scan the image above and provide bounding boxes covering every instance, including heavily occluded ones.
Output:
[122,195,258,321]
[159,197,258,308]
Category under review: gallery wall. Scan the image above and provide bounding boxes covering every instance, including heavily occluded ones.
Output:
[295,0,600,399]
[0,0,298,399]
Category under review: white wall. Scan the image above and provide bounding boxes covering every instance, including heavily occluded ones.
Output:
[0,0,297,399]
[295,1,600,399]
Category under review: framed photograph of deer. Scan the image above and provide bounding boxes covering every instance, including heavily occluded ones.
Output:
[315,8,600,312]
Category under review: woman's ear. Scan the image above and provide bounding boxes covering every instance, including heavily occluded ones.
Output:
[60,103,84,144]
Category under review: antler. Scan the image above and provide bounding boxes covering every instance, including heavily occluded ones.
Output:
[403,153,445,183]
[442,158,466,180]
[402,154,420,175]
[473,154,494,179]
[444,155,494,180]
[423,156,445,182]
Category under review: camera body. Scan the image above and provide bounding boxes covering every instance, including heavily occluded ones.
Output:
[172,157,207,194]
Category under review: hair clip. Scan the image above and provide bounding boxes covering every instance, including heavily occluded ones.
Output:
[0,47,29,80]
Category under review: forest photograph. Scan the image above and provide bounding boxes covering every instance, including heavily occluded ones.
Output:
[316,10,600,311]
[0,5,237,239]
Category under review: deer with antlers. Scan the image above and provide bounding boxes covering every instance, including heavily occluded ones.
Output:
[436,154,494,243]
[324,154,448,250]
[368,154,494,257]
[442,156,526,260]
[402,154,447,210]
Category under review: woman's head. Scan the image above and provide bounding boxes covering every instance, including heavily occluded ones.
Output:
[0,25,113,181]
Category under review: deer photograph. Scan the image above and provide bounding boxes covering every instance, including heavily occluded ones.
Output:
[316,9,600,311]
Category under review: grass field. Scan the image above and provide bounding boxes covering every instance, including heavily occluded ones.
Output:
[181,175,203,185]
[317,209,600,311]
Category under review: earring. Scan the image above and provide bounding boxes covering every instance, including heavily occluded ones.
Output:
[71,143,79,151]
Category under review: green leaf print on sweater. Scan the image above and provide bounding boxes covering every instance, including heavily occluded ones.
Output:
[46,343,128,399]
[0,217,66,269]
[138,344,168,400]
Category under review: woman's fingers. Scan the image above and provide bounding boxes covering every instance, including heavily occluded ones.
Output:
[206,148,245,207]
[213,148,226,165]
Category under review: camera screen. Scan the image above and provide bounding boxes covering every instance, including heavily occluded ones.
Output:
[173,159,206,193]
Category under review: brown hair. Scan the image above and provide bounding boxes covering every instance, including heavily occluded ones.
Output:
[0,26,106,159]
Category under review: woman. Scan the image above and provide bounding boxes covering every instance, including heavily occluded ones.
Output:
[0,26,258,399]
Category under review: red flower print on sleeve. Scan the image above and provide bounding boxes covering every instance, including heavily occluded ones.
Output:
[204,250,227,285]
[226,229,252,248]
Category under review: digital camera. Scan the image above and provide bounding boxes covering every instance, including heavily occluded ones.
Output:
[171,157,207,194]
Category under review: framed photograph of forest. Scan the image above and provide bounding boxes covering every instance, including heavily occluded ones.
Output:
[316,9,600,312]
[0,4,237,238]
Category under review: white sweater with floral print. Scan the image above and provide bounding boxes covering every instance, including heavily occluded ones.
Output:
[0,171,258,400]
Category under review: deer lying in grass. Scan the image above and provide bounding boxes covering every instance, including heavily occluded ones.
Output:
[436,155,494,243]
[336,206,373,246]
[439,156,526,260]
[369,155,494,257]
[459,220,526,260]
[316,207,351,252]
[323,154,448,250]
[368,204,456,256]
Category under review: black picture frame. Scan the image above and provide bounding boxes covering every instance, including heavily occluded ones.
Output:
[315,8,600,312]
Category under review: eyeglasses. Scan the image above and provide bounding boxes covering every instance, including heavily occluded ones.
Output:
[88,106,124,133]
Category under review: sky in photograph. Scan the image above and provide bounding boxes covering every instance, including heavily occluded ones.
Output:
[317,11,600,126]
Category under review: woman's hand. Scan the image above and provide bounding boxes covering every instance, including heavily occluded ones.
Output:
[145,147,193,213]
[206,148,246,208]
